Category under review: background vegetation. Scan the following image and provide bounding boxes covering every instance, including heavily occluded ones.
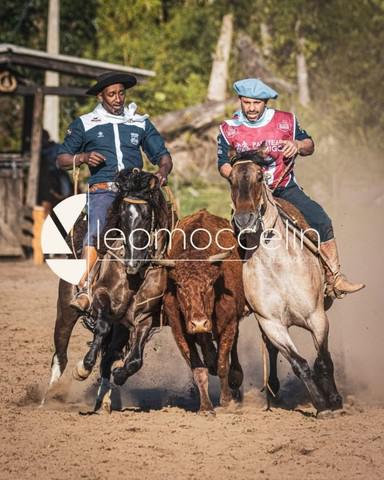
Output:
[1,0,383,216]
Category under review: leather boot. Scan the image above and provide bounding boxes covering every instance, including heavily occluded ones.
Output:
[320,239,365,298]
[70,246,98,312]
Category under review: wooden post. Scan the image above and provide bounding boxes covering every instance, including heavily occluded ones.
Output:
[32,206,45,264]
[26,89,43,207]
[44,0,60,141]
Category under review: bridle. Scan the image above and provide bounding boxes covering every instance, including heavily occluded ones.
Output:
[122,195,166,261]
[231,158,271,233]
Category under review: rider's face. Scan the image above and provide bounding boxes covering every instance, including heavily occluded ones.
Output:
[240,97,267,122]
[98,83,126,115]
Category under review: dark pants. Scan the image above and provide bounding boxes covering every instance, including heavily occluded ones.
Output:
[274,178,334,242]
[83,190,118,247]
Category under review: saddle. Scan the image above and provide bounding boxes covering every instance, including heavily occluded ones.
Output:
[274,198,319,245]
[274,199,335,306]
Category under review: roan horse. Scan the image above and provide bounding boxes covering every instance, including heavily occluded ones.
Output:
[229,150,343,415]
[44,170,171,411]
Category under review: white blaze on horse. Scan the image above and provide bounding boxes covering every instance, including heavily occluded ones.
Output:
[229,149,343,415]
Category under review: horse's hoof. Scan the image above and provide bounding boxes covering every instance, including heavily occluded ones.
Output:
[112,367,128,386]
[72,361,91,381]
[331,408,347,418]
[111,359,124,371]
[317,409,333,419]
[198,408,216,417]
[98,389,112,414]
[228,369,244,390]
[125,359,142,377]
[220,394,232,408]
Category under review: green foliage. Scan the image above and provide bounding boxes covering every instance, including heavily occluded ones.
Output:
[1,0,383,211]
[1,0,47,49]
[176,184,232,219]
[94,0,222,114]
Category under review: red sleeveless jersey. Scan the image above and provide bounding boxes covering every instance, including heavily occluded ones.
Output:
[220,109,296,189]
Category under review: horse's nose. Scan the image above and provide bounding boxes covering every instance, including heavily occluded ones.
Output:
[234,212,256,230]
[126,260,140,275]
[190,318,210,334]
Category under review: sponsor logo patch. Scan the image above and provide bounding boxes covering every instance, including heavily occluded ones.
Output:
[278,122,289,131]
[226,127,238,138]
[97,131,104,138]
[130,133,139,145]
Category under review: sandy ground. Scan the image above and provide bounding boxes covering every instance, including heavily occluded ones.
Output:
[0,260,383,480]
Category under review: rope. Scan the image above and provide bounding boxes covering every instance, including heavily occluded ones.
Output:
[271,158,295,193]
[135,293,164,307]
[72,155,80,196]
[162,185,179,229]
[70,155,81,259]
[123,197,148,204]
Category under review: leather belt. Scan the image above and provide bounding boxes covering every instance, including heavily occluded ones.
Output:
[89,182,118,193]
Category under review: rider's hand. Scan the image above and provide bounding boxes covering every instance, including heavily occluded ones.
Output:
[219,163,233,179]
[155,168,168,186]
[279,140,300,158]
[81,151,106,167]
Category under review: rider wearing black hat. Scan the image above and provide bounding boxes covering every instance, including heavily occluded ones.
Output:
[57,71,173,312]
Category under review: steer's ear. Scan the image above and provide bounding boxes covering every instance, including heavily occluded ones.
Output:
[207,251,231,264]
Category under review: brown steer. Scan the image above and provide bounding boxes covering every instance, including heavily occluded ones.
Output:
[162,210,245,413]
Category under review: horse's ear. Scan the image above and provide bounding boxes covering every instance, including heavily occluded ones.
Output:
[149,177,158,189]
[256,141,269,158]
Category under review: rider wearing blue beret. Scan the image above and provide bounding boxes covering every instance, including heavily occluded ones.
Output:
[217,78,364,297]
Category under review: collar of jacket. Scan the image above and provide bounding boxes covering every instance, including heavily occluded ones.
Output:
[94,102,149,124]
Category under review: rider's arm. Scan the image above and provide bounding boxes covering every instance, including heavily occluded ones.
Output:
[279,118,315,158]
[142,120,173,185]
[296,138,314,156]
[57,152,106,169]
[295,118,314,156]
[56,119,105,170]
[217,132,232,179]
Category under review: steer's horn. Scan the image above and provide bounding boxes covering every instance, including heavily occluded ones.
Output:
[207,251,231,263]
[152,258,176,268]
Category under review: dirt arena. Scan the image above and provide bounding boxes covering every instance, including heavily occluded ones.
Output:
[0,254,383,480]
[1,151,384,480]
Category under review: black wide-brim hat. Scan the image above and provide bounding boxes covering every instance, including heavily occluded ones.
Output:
[86,72,137,95]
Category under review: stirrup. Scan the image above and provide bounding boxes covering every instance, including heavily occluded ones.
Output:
[70,288,90,313]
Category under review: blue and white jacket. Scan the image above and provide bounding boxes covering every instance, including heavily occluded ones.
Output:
[58,103,169,185]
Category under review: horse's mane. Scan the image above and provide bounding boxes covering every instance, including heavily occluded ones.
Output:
[67,170,170,256]
[116,169,155,200]
[231,149,264,164]
[231,149,274,166]
[99,169,169,255]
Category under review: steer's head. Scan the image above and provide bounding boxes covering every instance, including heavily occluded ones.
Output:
[163,252,229,335]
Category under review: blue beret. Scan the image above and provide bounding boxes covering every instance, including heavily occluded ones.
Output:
[233,78,278,100]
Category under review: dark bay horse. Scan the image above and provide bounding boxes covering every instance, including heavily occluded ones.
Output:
[43,170,172,411]
[229,150,343,415]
